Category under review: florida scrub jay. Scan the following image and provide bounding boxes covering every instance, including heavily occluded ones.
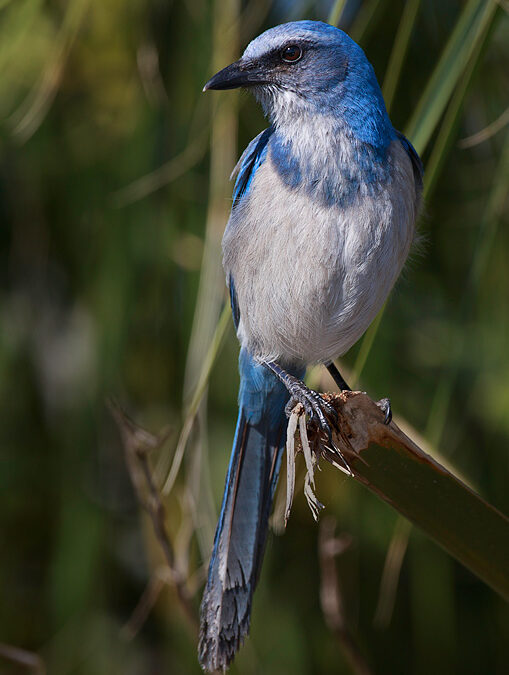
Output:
[199,20,423,672]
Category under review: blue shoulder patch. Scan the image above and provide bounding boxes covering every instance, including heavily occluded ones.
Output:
[395,130,423,192]
[232,127,273,207]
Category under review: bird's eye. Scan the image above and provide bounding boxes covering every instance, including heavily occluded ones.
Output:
[281,45,302,63]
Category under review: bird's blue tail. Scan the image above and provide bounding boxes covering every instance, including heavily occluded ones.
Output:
[198,350,303,672]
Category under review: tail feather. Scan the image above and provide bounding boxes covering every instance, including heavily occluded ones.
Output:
[198,351,302,672]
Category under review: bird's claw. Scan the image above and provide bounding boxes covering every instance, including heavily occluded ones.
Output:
[284,380,337,441]
[283,378,352,476]
[376,397,392,425]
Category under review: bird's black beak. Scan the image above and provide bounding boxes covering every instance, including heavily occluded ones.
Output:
[203,59,268,92]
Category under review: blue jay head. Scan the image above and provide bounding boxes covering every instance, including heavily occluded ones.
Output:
[204,20,391,140]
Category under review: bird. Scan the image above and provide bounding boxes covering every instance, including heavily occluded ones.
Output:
[199,20,422,672]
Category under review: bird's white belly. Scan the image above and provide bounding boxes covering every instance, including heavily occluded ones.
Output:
[223,141,417,366]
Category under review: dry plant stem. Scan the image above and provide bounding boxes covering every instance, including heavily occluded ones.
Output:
[10,0,88,142]
[285,405,325,523]
[108,400,198,634]
[111,129,209,207]
[0,643,46,674]
[373,517,412,628]
[459,104,509,148]
[122,570,168,640]
[318,518,373,675]
[300,413,325,520]
[285,406,300,525]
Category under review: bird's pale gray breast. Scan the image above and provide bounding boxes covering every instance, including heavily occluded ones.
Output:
[222,137,418,366]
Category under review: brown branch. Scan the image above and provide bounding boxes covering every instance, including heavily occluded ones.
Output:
[121,568,170,640]
[318,518,373,675]
[111,129,209,207]
[108,399,199,635]
[373,517,412,629]
[0,643,46,674]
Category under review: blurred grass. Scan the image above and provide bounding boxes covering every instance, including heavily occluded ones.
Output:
[352,0,501,387]
[0,1,508,674]
[358,0,503,627]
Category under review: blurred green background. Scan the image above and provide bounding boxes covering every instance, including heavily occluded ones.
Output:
[1,0,508,673]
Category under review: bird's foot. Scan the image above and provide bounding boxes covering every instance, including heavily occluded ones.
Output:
[284,376,337,439]
[265,361,351,474]
[376,397,392,425]
[284,385,353,476]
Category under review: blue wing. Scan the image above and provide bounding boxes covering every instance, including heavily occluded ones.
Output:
[228,127,273,328]
[231,127,273,207]
[395,130,423,193]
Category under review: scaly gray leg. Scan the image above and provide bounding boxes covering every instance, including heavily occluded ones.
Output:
[326,362,351,391]
[265,362,336,430]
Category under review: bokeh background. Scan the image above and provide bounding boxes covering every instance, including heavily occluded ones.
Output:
[1,0,508,673]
